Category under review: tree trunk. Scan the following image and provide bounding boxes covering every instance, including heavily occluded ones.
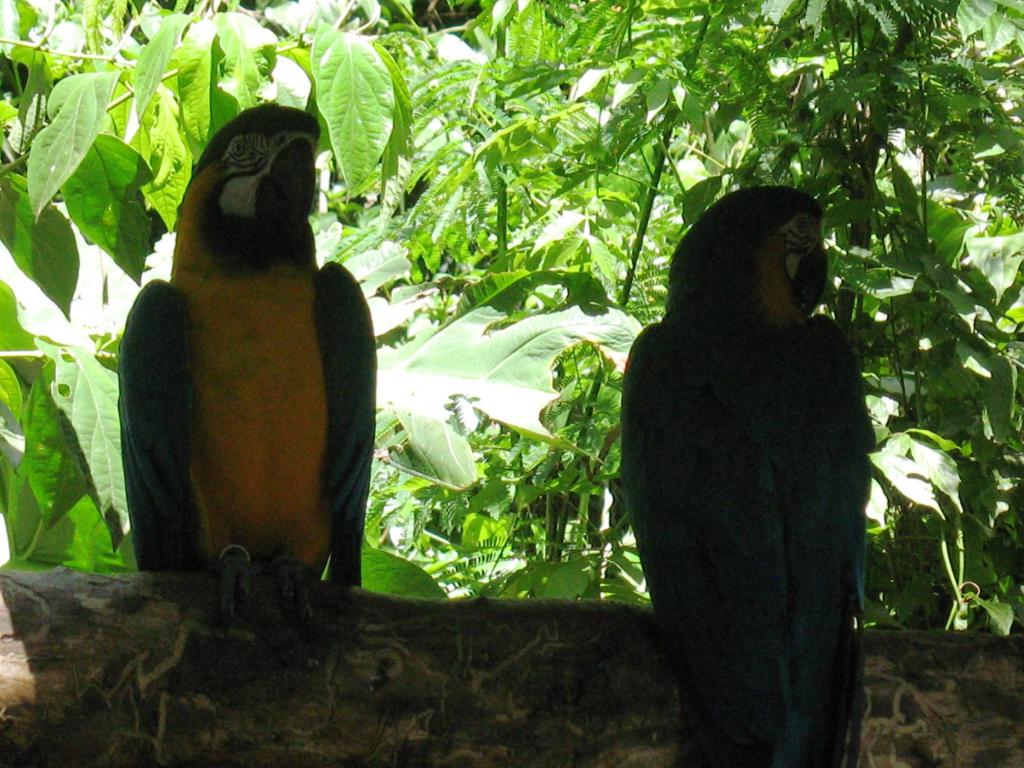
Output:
[0,569,1021,767]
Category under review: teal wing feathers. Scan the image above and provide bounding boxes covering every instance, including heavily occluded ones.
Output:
[315,262,376,585]
[118,281,202,570]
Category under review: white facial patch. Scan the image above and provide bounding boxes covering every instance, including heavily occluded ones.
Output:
[215,131,315,219]
[218,172,264,218]
[778,212,821,280]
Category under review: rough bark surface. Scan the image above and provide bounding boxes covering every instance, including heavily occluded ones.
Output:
[0,569,1021,767]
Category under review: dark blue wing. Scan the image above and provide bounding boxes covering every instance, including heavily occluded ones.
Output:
[118,281,202,571]
[621,321,789,767]
[315,262,376,586]
[622,316,872,768]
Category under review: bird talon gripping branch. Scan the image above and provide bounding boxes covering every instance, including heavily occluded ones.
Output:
[119,104,376,624]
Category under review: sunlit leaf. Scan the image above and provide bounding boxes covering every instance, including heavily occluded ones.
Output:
[132,87,191,230]
[134,12,189,119]
[0,280,35,351]
[377,43,413,224]
[26,71,119,218]
[361,546,446,598]
[38,342,127,539]
[379,305,640,442]
[966,231,1024,302]
[63,134,152,281]
[389,407,477,489]
[23,363,89,528]
[214,12,276,109]
[0,175,79,315]
[312,28,394,192]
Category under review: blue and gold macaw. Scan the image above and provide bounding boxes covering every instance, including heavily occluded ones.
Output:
[621,186,873,767]
[118,105,376,620]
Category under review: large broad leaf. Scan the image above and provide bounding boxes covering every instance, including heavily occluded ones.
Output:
[134,12,189,120]
[63,134,153,281]
[379,304,640,442]
[38,342,127,539]
[312,28,394,193]
[388,407,477,489]
[957,0,996,37]
[26,71,119,218]
[361,546,446,598]
[0,175,79,315]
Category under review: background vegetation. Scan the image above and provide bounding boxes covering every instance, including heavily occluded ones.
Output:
[0,0,1020,633]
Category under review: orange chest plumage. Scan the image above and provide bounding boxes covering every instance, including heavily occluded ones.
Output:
[170,176,331,568]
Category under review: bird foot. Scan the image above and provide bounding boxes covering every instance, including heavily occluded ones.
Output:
[217,544,259,625]
[269,555,317,621]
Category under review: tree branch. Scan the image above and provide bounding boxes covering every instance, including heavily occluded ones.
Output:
[0,569,1021,767]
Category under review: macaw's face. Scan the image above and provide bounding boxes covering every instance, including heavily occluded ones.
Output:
[757,209,827,322]
[667,185,827,325]
[181,104,321,272]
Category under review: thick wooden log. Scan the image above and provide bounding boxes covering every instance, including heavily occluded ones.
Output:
[0,569,1021,767]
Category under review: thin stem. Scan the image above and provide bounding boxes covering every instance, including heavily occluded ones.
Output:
[620,127,671,308]
[0,37,117,62]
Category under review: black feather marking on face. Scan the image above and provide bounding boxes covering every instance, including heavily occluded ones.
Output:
[666,186,823,321]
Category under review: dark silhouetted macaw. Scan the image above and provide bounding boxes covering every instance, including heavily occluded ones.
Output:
[621,186,872,768]
[119,104,376,621]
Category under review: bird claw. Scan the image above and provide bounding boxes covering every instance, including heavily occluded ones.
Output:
[217,544,259,625]
[269,556,317,622]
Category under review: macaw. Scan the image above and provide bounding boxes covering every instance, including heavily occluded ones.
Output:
[620,186,873,767]
[118,104,376,620]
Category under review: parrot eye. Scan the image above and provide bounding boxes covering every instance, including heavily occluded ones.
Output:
[224,133,270,172]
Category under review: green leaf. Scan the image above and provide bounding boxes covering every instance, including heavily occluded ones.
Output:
[379,305,640,442]
[0,280,35,350]
[762,0,799,23]
[966,230,1024,302]
[63,134,153,281]
[958,0,996,37]
[872,451,938,511]
[973,596,1014,635]
[0,0,19,55]
[37,342,128,539]
[361,546,446,598]
[22,363,89,528]
[312,28,394,192]
[214,12,276,109]
[132,86,191,230]
[0,358,21,414]
[0,175,79,316]
[10,55,50,155]
[26,71,119,218]
[176,19,237,151]
[342,240,411,295]
[539,558,594,599]
[985,354,1016,443]
[377,43,413,224]
[389,407,477,489]
[134,12,188,120]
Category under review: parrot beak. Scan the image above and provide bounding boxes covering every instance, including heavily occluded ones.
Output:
[790,245,827,314]
[258,135,317,223]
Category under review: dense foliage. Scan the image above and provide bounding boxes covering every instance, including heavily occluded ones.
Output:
[0,0,1020,633]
